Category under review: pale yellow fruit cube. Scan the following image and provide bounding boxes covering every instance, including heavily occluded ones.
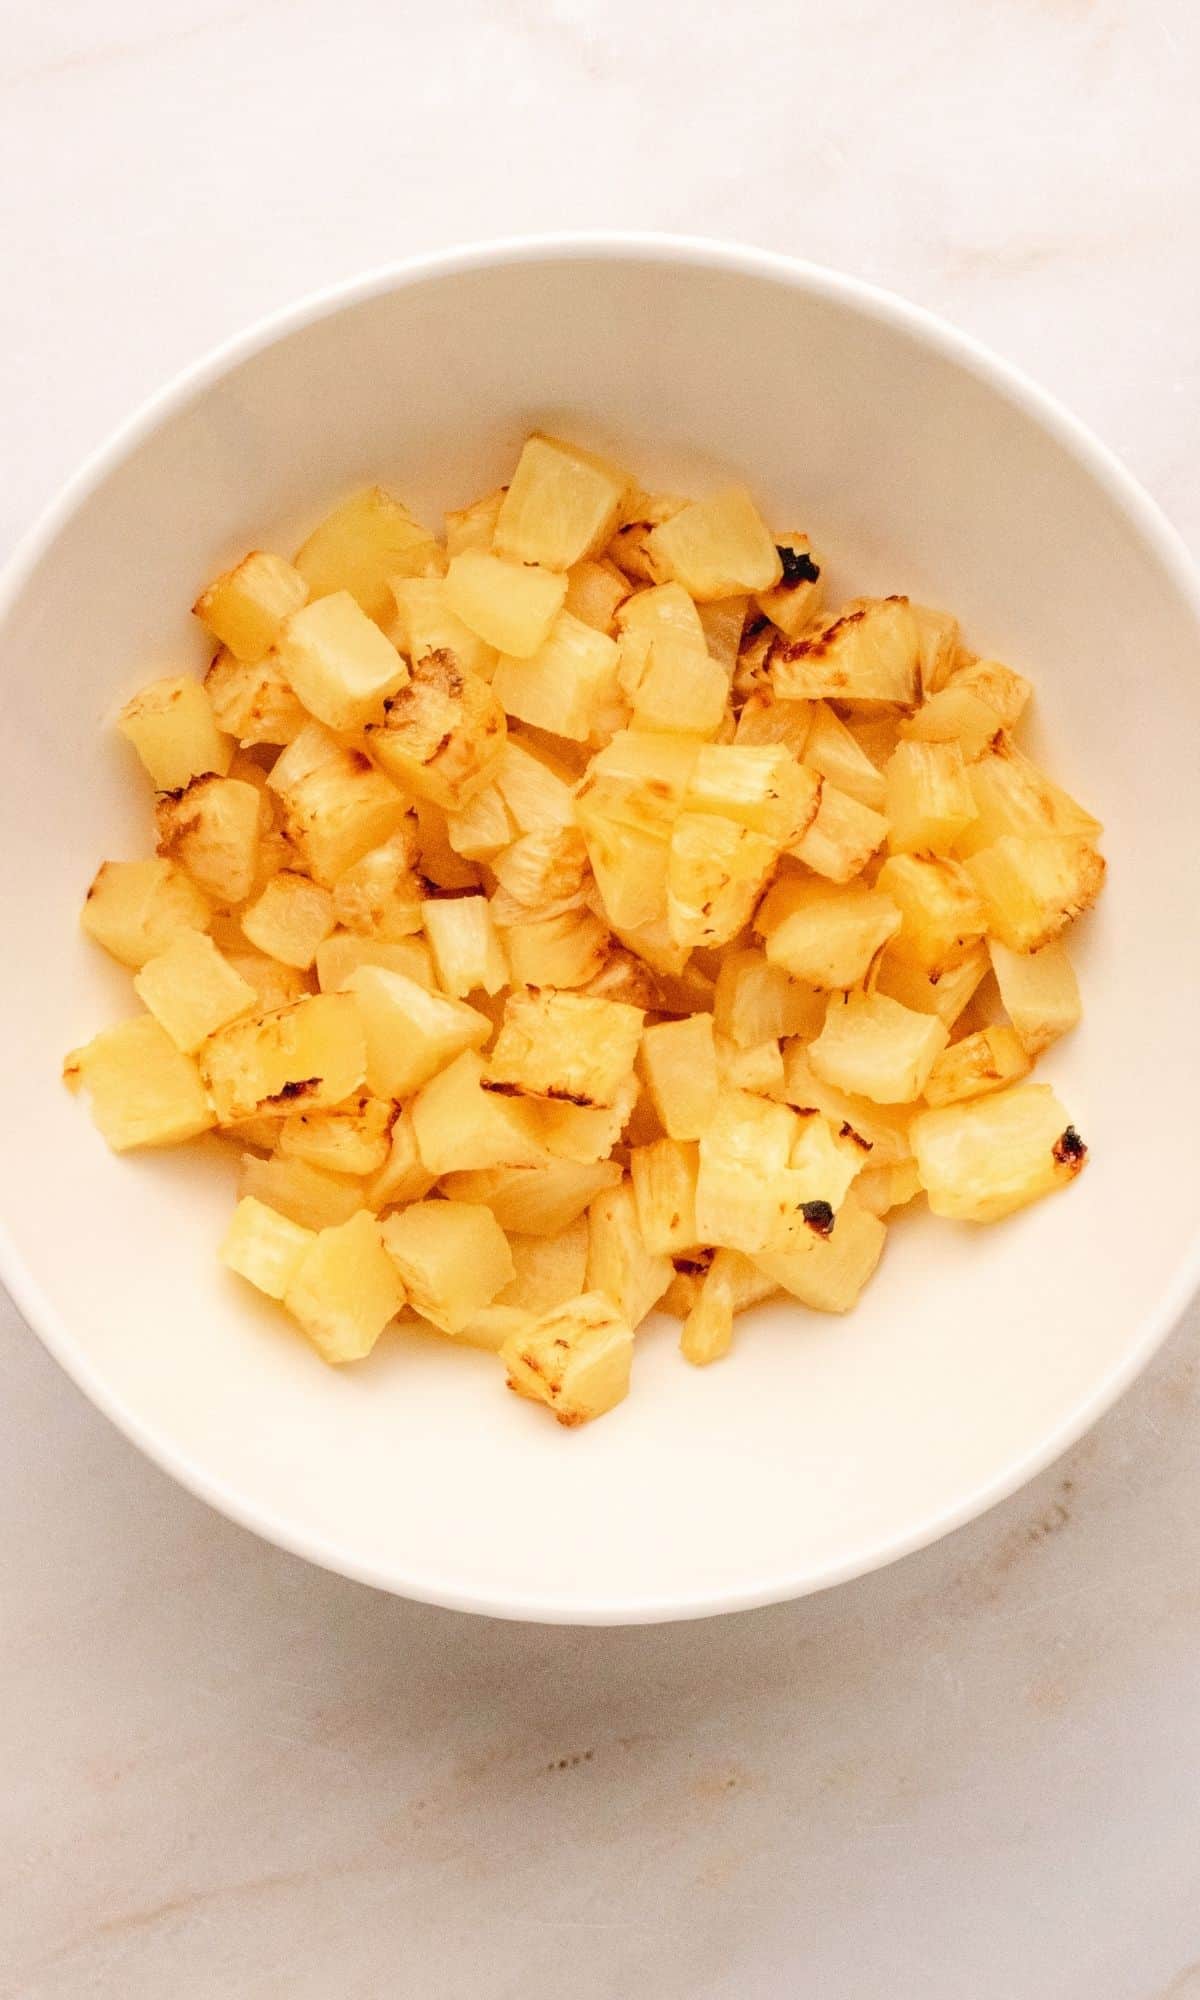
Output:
[65,1015,214,1152]
[364,1107,436,1212]
[223,947,314,1012]
[809,991,949,1104]
[275,750,411,887]
[493,737,577,833]
[754,532,824,640]
[964,836,1105,953]
[367,650,507,808]
[711,948,823,1048]
[779,1045,915,1166]
[497,908,610,991]
[154,774,264,905]
[381,1200,514,1333]
[802,701,887,809]
[284,1209,406,1363]
[948,659,1031,730]
[754,1191,886,1313]
[621,630,729,737]
[899,683,1007,759]
[237,1152,366,1231]
[496,1218,590,1316]
[647,486,781,600]
[735,689,814,756]
[81,857,212,969]
[585,1179,673,1328]
[667,812,777,950]
[501,1291,634,1426]
[884,739,977,854]
[771,596,920,706]
[133,931,256,1052]
[445,486,506,557]
[420,894,506,997]
[713,1030,786,1098]
[389,576,498,681]
[629,1136,700,1256]
[444,549,567,657]
[684,743,821,846]
[446,781,516,862]
[563,558,631,633]
[988,937,1081,1057]
[277,591,408,730]
[494,436,629,570]
[956,740,1102,856]
[413,797,484,892]
[873,940,990,1029]
[788,1111,870,1211]
[488,990,644,1109]
[875,853,987,975]
[679,1248,752,1367]
[637,1014,720,1142]
[221,1195,314,1299]
[315,931,433,993]
[241,872,335,969]
[346,965,490,1100]
[910,1082,1086,1222]
[331,836,424,945]
[576,802,670,934]
[923,1025,1033,1108]
[494,612,620,742]
[440,1159,620,1235]
[294,486,432,625]
[788,782,889,883]
[193,550,308,661]
[200,992,367,1124]
[695,1089,802,1254]
[204,649,309,747]
[912,604,961,695]
[412,1050,548,1174]
[277,1090,394,1176]
[530,1073,640,1164]
[757,877,900,990]
[852,1158,923,1218]
[116,676,233,791]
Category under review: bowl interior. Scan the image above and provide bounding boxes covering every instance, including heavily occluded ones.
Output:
[3,244,1199,1622]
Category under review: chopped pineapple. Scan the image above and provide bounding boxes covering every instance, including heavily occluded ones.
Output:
[445,486,507,557]
[696,596,748,672]
[277,1090,394,1176]
[755,1191,886,1312]
[221,1195,314,1300]
[912,604,961,695]
[647,486,781,600]
[884,739,976,854]
[899,682,1007,759]
[988,937,1081,1056]
[116,675,233,790]
[629,1137,700,1256]
[444,549,567,657]
[346,965,489,1100]
[65,1015,214,1151]
[200,991,366,1124]
[622,630,729,737]
[695,1088,803,1254]
[331,833,424,941]
[276,751,411,887]
[755,532,824,639]
[237,1150,367,1231]
[770,597,919,706]
[440,1158,621,1234]
[734,688,813,756]
[315,931,433,993]
[711,948,824,1047]
[714,1031,786,1098]
[667,813,777,949]
[133,931,255,1051]
[412,1050,548,1174]
[586,1180,673,1327]
[364,1107,436,1212]
[241,871,335,969]
[872,940,990,1028]
[494,613,620,742]
[965,836,1105,952]
[809,991,948,1104]
[193,550,308,661]
[802,701,887,810]
[81,857,212,969]
[949,658,1031,730]
[787,1110,869,1210]
[684,743,821,846]
[852,1158,923,1218]
[491,824,588,909]
[497,1219,590,1316]
[956,739,1102,856]
[494,435,629,570]
[154,774,264,905]
[678,1249,738,1366]
[488,990,643,1108]
[224,947,314,1012]
[294,486,431,625]
[204,650,309,748]
[381,1201,514,1333]
[875,853,986,974]
[911,1083,1086,1222]
[389,576,498,681]
[757,877,900,990]
[492,737,575,833]
[420,894,507,996]
[503,907,611,990]
[779,1044,915,1165]
[284,1209,406,1363]
[501,1291,634,1426]
[789,781,888,883]
[563,558,631,633]
[366,650,506,807]
[277,591,408,731]
[445,781,516,862]
[924,1024,1032,1107]
[638,1014,720,1141]
[532,1072,640,1164]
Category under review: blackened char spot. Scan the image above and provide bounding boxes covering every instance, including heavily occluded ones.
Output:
[1052,1126,1087,1167]
[801,1199,835,1237]
[776,545,821,587]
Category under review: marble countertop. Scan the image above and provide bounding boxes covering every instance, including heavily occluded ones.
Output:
[4,2,1200,1994]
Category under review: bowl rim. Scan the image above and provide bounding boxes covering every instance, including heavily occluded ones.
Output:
[4,230,1199,1626]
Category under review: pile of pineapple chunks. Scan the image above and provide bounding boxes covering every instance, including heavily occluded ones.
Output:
[64,436,1104,1426]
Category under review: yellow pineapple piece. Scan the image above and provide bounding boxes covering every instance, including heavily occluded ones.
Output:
[788,782,888,883]
[563,558,631,633]
[787,1110,870,1210]
[237,1151,365,1231]
[647,486,781,600]
[874,854,987,974]
[241,871,335,969]
[667,812,777,949]
[346,965,489,1100]
[412,798,482,892]
[446,781,516,862]
[948,658,1031,730]
[576,810,668,935]
[81,857,212,969]
[988,937,1081,1056]
[713,1030,786,1098]
[224,946,314,1012]
[264,718,348,796]
[444,549,567,657]
[451,1305,532,1353]
[956,739,1102,857]
[364,1107,436,1212]
[695,1088,804,1254]
[884,739,977,854]
[65,1015,214,1152]
[315,931,433,993]
[494,436,629,570]
[678,1250,737,1366]
[577,727,701,834]
[711,948,823,1047]
[502,907,611,990]
[294,486,431,624]
[331,833,424,942]
[366,650,506,808]
[531,1071,639,1164]
[770,597,919,706]
[491,737,575,833]
[116,676,233,790]
[852,1158,923,1217]
[899,683,1005,759]
[734,688,814,756]
[490,824,589,909]
[200,991,366,1124]
[872,939,989,1028]
[755,1190,886,1312]
[502,1291,634,1426]
[755,532,824,640]
[412,1050,548,1174]
[586,1179,674,1328]
[421,894,507,996]
[638,1014,720,1140]
[275,750,410,887]
[696,595,749,674]
[683,743,821,846]
[616,579,708,643]
[133,931,255,1052]
[621,630,729,738]
[629,1137,700,1256]
[382,1200,514,1333]
[965,836,1105,952]
[923,1024,1032,1107]
[220,1195,314,1299]
[277,1090,394,1176]
[487,990,643,1108]
[445,486,506,556]
[497,1218,590,1315]
[204,649,310,747]
[440,1158,620,1234]
[494,612,620,743]
[284,1209,406,1363]
[193,550,308,661]
[911,1082,1086,1222]
[607,491,687,580]
[912,604,961,695]
[757,877,900,990]
[154,774,264,905]
[277,591,408,730]
[389,576,498,681]
[802,701,887,810]
[779,1045,915,1165]
[809,991,948,1104]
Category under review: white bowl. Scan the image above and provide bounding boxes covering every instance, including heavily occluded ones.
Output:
[3,236,1199,1625]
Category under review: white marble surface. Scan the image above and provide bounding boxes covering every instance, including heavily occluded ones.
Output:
[4,2,1200,1993]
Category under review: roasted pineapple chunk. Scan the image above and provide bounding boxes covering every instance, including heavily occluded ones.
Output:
[852,1158,923,1218]
[912,604,961,695]
[735,688,813,755]
[621,629,729,737]
[788,1110,870,1210]
[445,486,506,557]
[638,1014,720,1141]
[923,1024,1032,1107]
[154,774,264,905]
[694,1089,804,1254]
[802,701,887,810]
[487,990,643,1108]
[364,1107,436,1212]
[494,613,620,742]
[502,907,611,990]
[629,1137,700,1255]
[241,871,335,969]
[277,1090,394,1176]
[81,857,212,969]
[585,1180,673,1328]
[331,832,424,941]
[948,658,1031,730]
[711,948,823,1048]
[789,781,888,883]
[988,937,1081,1056]
[204,649,309,747]
[221,1195,314,1300]
[346,966,489,1100]
[757,877,900,990]
[754,1191,886,1312]
[421,894,507,996]
[809,991,948,1104]
[193,550,308,661]
[563,558,631,633]
[667,812,777,950]
[284,1209,406,1363]
[277,591,408,731]
[382,1201,514,1333]
[884,739,976,854]
[294,486,431,625]
[501,1291,634,1426]
[389,576,498,681]
[956,740,1102,856]
[412,1051,549,1174]
[755,532,824,639]
[65,1015,214,1152]
[714,1031,786,1098]
[366,650,506,808]
[964,836,1105,952]
[684,743,821,846]
[532,1072,639,1164]
[770,597,919,706]
[875,853,986,974]
[223,947,313,1012]
[315,931,433,993]
[497,1219,590,1316]
[275,749,411,887]
[911,1083,1086,1222]
[444,549,567,657]
[200,991,366,1124]
[494,435,629,570]
[780,1045,915,1165]
[133,931,255,1052]
[647,486,781,600]
[873,939,988,1029]
[491,823,588,909]
[116,676,233,790]
[440,1158,620,1234]
[238,1152,364,1230]
[678,1249,740,1366]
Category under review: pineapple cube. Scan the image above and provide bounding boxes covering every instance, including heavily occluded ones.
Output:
[414,799,484,893]
[487,990,643,1108]
[912,604,961,695]
[65,1015,214,1151]
[501,1292,634,1426]
[294,486,431,625]
[503,908,611,990]
[564,559,631,633]
[224,947,314,1012]
[220,1195,315,1300]
[412,1050,548,1173]
[873,940,990,1029]
[875,854,987,974]
[446,782,516,862]
[780,1044,915,1165]
[684,744,821,846]
[276,592,409,730]
[241,872,335,969]
[965,836,1106,952]
[586,1180,674,1327]
[155,774,264,905]
[900,683,1006,759]
[577,808,669,934]
[276,750,411,887]
[444,549,567,657]
[607,491,687,581]
[494,436,629,570]
[315,931,433,993]
[622,631,729,738]
[989,937,1081,1056]
[238,1152,366,1230]
[532,1071,640,1164]
[755,532,824,640]
[714,1031,786,1098]
[638,1014,720,1140]
[788,1110,870,1211]
[735,689,814,756]
[695,1089,802,1253]
[616,579,708,644]
[911,1082,1086,1222]
[445,486,506,556]
[366,650,506,808]
[364,1106,437,1211]
[802,701,887,810]
[440,1158,620,1234]
[331,834,424,942]
[697,595,749,673]
[679,1250,739,1367]
[497,1218,590,1315]
[81,857,212,969]
[770,597,919,706]
[491,824,589,909]
[754,1191,886,1312]
[284,1209,406,1362]
[494,613,620,742]
[787,782,888,883]
[577,727,701,835]
[852,1158,923,1217]
[757,877,900,990]
[452,1306,532,1354]
[923,1024,1032,1107]
[629,1137,700,1255]
[647,486,781,600]
[809,991,948,1104]
[205,650,309,747]
[884,739,977,854]
[667,813,777,949]
[193,550,308,661]
[200,992,367,1124]
[712,948,824,1048]
[421,894,507,996]
[948,659,1032,730]
[116,676,233,789]
[381,1200,514,1332]
[346,966,490,1100]
[265,718,345,795]
[492,738,575,833]
[278,1090,394,1176]
[133,931,255,1052]
[389,576,498,681]
[956,740,1102,857]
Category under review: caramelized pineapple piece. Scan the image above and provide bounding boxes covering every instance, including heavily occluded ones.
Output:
[713,1031,786,1099]
[809,991,948,1104]
[294,486,431,624]
[755,533,824,640]
[884,739,976,855]
[276,750,412,887]
[948,658,1031,730]
[496,1219,590,1316]
[65,1016,214,1152]
[284,1209,406,1362]
[621,630,729,738]
[205,649,309,747]
[899,683,1006,759]
[563,558,631,633]
[679,1248,740,1366]
[787,1110,870,1210]
[586,1180,674,1327]
[923,1024,1032,1107]
[956,739,1102,857]
[366,650,506,808]
[757,877,900,990]
[487,990,643,1108]
[875,854,987,975]
[965,836,1105,952]
[224,947,314,1012]
[494,436,629,570]
[531,1071,639,1164]
[81,857,212,969]
[911,604,961,695]
[491,824,588,909]
[133,931,255,1052]
[779,1045,915,1167]
[440,1158,621,1234]
[201,991,366,1125]
[154,774,264,905]
[382,1200,514,1333]
[638,1014,720,1141]
[494,612,620,742]
[277,591,408,730]
[667,813,777,950]
[116,676,233,790]
[770,597,919,706]
[911,1082,1086,1222]
[220,1195,314,1299]
[193,550,308,661]
[346,965,490,1100]
[331,832,424,941]
[872,940,989,1028]
[241,871,335,969]
[647,486,781,600]
[363,1107,436,1212]
[684,744,821,846]
[445,781,516,862]
[492,737,576,833]
[629,1137,701,1256]
[420,894,507,996]
[695,1088,804,1254]
[852,1158,923,1218]
[315,931,433,993]
[277,1090,394,1176]
[501,1291,634,1426]
[445,486,506,557]
[754,1190,886,1312]
[788,781,888,883]
[389,575,498,681]
[988,937,1081,1056]
[711,948,824,1048]
[444,549,567,657]
[502,907,611,990]
[734,688,814,756]
[237,1151,366,1231]
[802,701,887,810]
[411,1050,548,1174]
